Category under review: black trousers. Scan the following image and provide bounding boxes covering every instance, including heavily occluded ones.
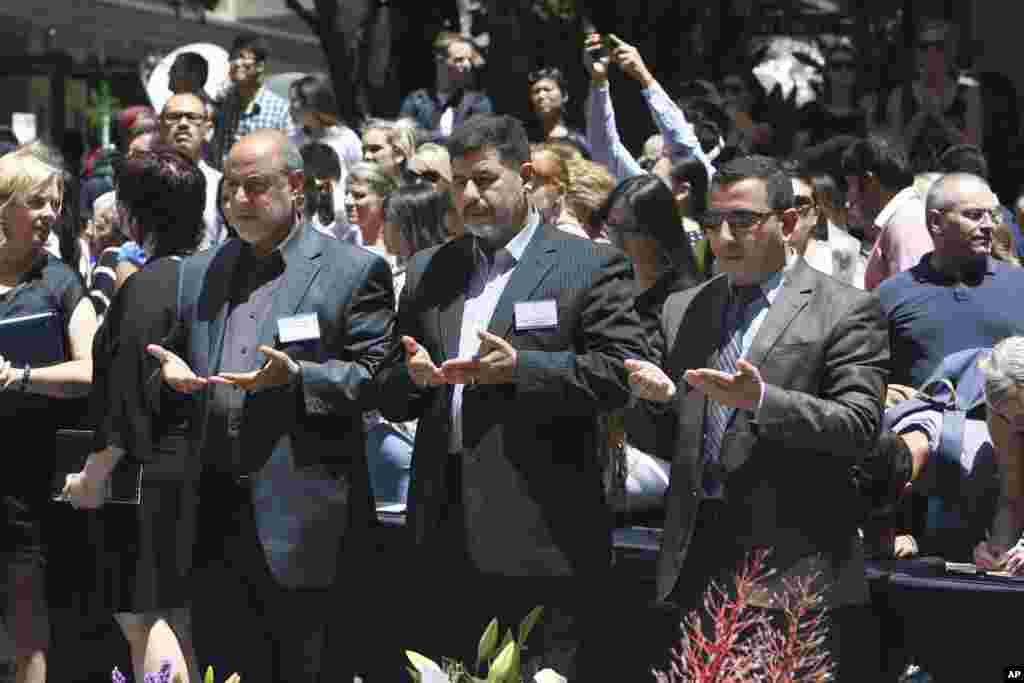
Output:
[189,474,346,683]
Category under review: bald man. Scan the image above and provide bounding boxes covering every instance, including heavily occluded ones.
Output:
[159,93,225,249]
[148,130,395,682]
[879,173,1024,388]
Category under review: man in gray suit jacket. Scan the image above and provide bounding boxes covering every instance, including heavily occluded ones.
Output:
[627,155,890,681]
[147,130,394,683]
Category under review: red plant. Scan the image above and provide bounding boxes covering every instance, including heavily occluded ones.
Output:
[653,548,833,683]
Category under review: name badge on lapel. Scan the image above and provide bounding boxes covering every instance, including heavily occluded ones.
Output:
[514,300,558,331]
[277,313,321,344]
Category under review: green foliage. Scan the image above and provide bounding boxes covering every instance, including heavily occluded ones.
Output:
[406,606,545,683]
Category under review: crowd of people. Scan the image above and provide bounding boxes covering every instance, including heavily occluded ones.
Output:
[1,15,1023,683]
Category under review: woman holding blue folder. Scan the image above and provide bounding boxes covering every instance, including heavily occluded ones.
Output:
[0,142,98,683]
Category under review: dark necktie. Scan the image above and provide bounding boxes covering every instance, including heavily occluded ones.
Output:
[702,284,762,468]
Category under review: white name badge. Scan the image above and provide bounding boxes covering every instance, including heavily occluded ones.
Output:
[514,300,558,331]
[278,313,321,343]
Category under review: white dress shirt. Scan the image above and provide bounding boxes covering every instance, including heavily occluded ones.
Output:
[198,160,226,250]
[449,210,541,453]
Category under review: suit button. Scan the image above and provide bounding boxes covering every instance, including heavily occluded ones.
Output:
[691,489,698,498]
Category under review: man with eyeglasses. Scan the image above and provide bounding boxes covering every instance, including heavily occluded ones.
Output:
[785,161,866,288]
[625,155,889,680]
[210,34,291,170]
[878,173,1024,390]
[160,93,226,249]
[147,129,395,682]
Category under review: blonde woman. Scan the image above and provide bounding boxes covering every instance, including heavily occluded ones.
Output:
[0,142,98,683]
[564,158,617,242]
[360,118,418,180]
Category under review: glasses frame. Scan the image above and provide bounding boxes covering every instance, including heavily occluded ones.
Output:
[698,208,779,238]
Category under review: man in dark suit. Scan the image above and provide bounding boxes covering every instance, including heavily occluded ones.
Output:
[146,129,394,683]
[375,114,646,678]
[626,155,890,680]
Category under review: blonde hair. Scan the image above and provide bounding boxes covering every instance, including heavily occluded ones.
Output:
[993,217,1021,267]
[410,143,453,184]
[362,118,418,170]
[348,161,399,199]
[531,144,571,194]
[565,159,616,226]
[0,141,64,218]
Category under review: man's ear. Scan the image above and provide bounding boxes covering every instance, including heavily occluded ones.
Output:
[288,169,305,201]
[520,161,534,185]
[779,207,799,242]
[925,208,943,238]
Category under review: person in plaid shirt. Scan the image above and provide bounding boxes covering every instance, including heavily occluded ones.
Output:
[210,34,291,169]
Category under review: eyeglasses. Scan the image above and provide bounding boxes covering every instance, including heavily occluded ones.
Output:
[698,208,778,237]
[223,170,290,198]
[409,168,443,184]
[946,207,1001,225]
[794,197,818,216]
[162,111,207,125]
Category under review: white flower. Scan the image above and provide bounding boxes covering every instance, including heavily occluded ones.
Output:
[406,650,451,683]
[533,669,567,683]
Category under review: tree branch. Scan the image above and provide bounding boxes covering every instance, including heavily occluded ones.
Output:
[284,0,319,32]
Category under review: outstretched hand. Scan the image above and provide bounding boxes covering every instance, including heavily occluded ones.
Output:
[402,336,445,388]
[441,330,517,385]
[684,358,763,412]
[146,345,208,394]
[209,346,300,392]
[624,359,676,403]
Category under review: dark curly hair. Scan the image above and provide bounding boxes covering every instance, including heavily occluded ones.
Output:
[527,67,570,98]
[114,146,205,259]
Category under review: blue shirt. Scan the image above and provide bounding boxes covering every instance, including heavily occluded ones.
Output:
[878,254,1024,386]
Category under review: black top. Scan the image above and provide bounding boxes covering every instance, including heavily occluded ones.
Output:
[91,256,189,464]
[1,253,84,553]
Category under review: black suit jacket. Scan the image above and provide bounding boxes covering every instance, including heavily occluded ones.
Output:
[176,225,394,588]
[376,225,648,577]
[655,259,890,606]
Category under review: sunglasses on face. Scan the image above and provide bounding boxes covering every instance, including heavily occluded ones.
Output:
[162,112,207,125]
[698,208,778,236]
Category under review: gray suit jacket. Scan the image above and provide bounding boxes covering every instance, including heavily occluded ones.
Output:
[176,224,395,588]
[655,259,889,606]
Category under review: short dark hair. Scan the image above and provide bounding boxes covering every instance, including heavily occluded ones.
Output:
[300,142,341,180]
[114,146,205,258]
[169,52,210,91]
[230,34,269,62]
[598,175,700,288]
[712,154,794,211]
[384,182,453,255]
[668,149,710,216]
[291,73,338,118]
[527,67,569,97]
[840,134,913,191]
[448,115,531,169]
[938,144,989,179]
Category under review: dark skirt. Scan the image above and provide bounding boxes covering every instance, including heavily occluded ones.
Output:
[48,439,197,614]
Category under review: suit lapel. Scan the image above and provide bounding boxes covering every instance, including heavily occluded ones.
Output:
[487,225,557,339]
[745,259,815,368]
[256,225,322,353]
[205,240,244,375]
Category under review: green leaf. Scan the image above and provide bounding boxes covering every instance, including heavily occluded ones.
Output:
[406,665,421,682]
[204,666,214,683]
[491,627,514,665]
[517,606,544,647]
[476,617,499,669]
[486,640,517,683]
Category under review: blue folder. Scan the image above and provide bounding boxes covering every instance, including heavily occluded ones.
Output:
[0,310,66,367]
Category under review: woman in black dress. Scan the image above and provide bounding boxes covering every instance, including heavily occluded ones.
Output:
[0,142,98,683]
[61,148,206,683]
